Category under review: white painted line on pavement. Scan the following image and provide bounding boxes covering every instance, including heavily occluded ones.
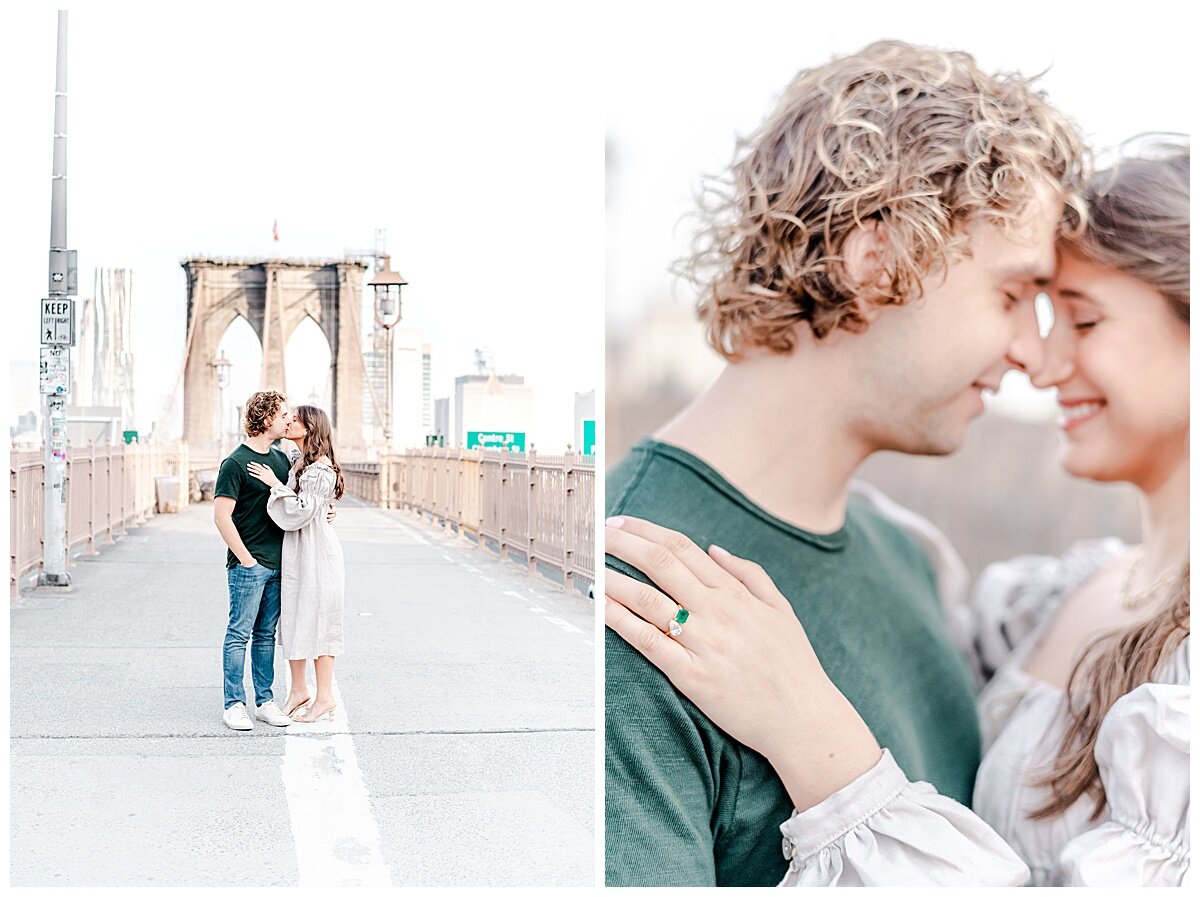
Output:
[545,616,584,634]
[281,677,392,886]
[384,515,430,545]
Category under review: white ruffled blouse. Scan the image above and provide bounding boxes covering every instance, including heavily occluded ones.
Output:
[778,535,1190,887]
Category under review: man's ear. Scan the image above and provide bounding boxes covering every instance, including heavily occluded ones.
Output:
[842,218,890,287]
[841,218,891,323]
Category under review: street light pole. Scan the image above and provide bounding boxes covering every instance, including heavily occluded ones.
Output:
[385,328,394,445]
[214,351,231,458]
[368,255,407,450]
[41,10,71,587]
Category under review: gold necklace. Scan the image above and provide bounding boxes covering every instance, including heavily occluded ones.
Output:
[1118,548,1185,611]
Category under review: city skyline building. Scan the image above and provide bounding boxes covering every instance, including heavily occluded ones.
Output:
[573,389,595,455]
[72,267,136,428]
[362,318,434,451]
[453,373,533,451]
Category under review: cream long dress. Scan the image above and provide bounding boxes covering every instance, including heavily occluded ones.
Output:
[266,450,345,660]
[773,488,1190,887]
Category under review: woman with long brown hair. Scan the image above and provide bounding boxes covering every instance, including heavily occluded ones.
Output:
[604,143,1189,885]
[248,404,347,725]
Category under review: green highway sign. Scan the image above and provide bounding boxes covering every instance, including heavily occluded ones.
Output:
[582,419,595,456]
[466,430,526,452]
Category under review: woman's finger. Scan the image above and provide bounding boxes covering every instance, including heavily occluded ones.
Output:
[604,596,690,682]
[707,545,793,614]
[605,569,683,634]
[605,525,712,614]
[606,516,729,588]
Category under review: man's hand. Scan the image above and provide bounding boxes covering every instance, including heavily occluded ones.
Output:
[214,496,256,566]
[326,503,337,524]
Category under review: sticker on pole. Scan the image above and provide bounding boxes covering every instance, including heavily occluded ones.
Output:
[41,298,75,346]
[40,345,71,395]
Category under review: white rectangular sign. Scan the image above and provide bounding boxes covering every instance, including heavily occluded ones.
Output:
[41,298,75,346]
[40,345,70,396]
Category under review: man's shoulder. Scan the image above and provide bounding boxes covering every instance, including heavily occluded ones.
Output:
[217,447,246,476]
[605,442,658,515]
[606,439,719,521]
[604,626,719,743]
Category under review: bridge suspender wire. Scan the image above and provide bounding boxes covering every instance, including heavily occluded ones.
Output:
[154,272,203,441]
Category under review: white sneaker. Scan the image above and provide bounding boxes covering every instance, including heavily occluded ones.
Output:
[223,702,254,731]
[255,700,294,727]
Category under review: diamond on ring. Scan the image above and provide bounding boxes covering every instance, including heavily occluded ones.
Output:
[667,606,690,638]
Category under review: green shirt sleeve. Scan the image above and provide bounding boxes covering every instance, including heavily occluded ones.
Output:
[605,559,720,886]
[214,456,242,500]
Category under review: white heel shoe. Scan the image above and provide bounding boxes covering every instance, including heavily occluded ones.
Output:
[295,702,337,724]
[283,696,312,720]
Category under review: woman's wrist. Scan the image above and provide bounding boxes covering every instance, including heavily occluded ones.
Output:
[763,678,883,812]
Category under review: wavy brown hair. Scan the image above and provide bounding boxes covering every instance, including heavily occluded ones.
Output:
[681,40,1090,360]
[243,390,287,437]
[1030,143,1191,822]
[291,405,345,501]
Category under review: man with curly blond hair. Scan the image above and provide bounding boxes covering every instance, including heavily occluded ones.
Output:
[213,390,297,731]
[604,41,1088,885]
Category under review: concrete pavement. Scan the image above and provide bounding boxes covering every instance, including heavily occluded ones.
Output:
[10,497,595,887]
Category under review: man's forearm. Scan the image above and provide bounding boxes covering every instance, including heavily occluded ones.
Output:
[214,515,254,566]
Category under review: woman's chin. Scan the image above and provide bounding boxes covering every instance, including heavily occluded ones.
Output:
[1057,445,1117,485]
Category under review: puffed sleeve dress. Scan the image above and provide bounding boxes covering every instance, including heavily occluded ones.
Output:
[266,453,345,660]
[772,500,1190,887]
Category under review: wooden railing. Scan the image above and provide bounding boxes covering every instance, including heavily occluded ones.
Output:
[10,443,189,597]
[343,448,595,593]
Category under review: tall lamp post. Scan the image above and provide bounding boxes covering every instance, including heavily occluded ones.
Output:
[213,350,231,457]
[368,255,406,447]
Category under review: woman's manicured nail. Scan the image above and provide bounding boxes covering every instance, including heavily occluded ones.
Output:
[606,517,626,528]
[710,544,730,558]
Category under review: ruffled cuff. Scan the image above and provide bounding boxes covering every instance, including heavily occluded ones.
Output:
[778,749,1029,886]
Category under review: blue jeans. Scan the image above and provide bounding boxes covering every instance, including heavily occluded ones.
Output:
[222,563,281,709]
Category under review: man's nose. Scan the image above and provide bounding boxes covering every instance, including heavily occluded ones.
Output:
[1030,297,1077,389]
[1004,297,1045,375]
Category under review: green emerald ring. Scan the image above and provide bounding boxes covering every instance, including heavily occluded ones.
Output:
[666,606,690,639]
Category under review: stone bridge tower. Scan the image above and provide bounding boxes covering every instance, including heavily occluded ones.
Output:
[181,257,367,451]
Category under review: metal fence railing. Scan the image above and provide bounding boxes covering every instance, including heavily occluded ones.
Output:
[343,448,595,593]
[10,442,189,598]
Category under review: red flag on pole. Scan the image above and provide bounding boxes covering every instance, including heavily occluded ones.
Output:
[272,219,279,241]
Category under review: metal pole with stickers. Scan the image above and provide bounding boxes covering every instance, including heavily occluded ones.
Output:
[40,9,74,587]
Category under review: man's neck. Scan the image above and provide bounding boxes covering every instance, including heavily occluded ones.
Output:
[243,433,275,454]
[653,348,873,533]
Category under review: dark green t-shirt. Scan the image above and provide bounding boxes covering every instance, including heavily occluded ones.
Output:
[604,439,980,887]
[214,443,293,570]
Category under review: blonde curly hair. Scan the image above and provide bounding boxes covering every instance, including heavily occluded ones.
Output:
[243,390,287,437]
[684,40,1091,360]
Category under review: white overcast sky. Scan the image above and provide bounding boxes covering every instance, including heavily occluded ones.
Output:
[3,2,602,450]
